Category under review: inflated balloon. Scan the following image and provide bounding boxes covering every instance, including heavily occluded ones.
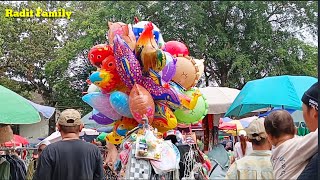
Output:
[90,109,114,125]
[172,56,200,90]
[105,131,124,145]
[174,88,208,124]
[152,102,177,133]
[113,35,180,106]
[132,21,165,47]
[82,92,122,120]
[108,22,136,51]
[129,84,155,124]
[97,132,108,142]
[88,44,113,67]
[113,34,142,89]
[168,81,200,110]
[87,84,100,93]
[135,22,166,73]
[164,41,189,57]
[159,52,177,83]
[194,58,205,81]
[97,126,113,133]
[140,75,180,106]
[89,68,122,93]
[113,117,139,136]
[109,91,133,118]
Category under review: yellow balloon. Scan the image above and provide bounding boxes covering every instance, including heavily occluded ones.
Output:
[105,131,124,145]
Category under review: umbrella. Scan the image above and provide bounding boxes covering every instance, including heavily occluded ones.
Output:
[42,128,99,144]
[3,134,29,147]
[199,87,240,114]
[225,75,317,117]
[258,107,304,122]
[0,85,41,124]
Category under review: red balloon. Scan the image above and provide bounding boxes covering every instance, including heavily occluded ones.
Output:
[88,44,113,67]
[164,41,189,57]
[129,84,155,124]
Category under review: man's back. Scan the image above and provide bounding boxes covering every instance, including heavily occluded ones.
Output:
[226,150,274,179]
[34,139,103,180]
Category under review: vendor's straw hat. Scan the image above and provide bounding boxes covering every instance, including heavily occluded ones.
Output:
[0,124,13,144]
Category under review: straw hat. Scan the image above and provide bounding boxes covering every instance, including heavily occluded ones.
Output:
[0,124,13,144]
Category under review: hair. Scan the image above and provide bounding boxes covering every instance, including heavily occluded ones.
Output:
[239,135,247,156]
[264,110,296,138]
[59,125,81,133]
[250,136,267,146]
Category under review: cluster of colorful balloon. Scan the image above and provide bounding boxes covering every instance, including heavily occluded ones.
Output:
[82,20,208,145]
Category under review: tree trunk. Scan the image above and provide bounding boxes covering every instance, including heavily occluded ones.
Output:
[48,111,56,135]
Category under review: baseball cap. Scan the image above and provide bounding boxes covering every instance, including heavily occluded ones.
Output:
[302,82,318,110]
[238,130,247,136]
[57,109,82,126]
[245,118,267,141]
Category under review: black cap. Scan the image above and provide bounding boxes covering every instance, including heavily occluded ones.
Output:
[301,82,318,110]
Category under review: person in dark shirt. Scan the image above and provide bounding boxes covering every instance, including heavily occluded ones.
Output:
[33,109,104,180]
[297,82,318,180]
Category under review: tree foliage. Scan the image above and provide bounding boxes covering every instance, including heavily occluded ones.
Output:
[0,1,318,117]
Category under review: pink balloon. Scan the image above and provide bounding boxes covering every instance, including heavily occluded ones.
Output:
[82,92,122,120]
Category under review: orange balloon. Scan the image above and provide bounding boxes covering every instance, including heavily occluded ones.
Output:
[129,84,155,124]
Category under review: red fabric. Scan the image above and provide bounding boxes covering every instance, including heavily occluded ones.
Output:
[218,122,237,130]
[4,134,29,147]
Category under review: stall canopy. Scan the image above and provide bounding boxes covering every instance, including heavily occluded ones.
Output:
[0,85,55,124]
[199,87,240,114]
[225,75,317,117]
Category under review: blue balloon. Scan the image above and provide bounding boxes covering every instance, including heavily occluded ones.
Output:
[109,91,133,118]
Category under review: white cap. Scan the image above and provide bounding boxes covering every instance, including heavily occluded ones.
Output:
[238,130,247,136]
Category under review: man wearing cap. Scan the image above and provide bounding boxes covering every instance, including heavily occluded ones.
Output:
[297,82,318,180]
[226,118,274,179]
[33,109,104,180]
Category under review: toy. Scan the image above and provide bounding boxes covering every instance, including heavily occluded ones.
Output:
[138,138,148,156]
[135,22,166,73]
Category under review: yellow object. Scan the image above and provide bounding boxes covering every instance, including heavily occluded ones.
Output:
[105,131,124,145]
[180,88,202,110]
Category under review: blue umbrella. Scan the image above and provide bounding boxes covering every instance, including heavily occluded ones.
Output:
[225,75,317,117]
[258,107,296,117]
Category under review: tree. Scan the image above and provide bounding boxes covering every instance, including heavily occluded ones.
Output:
[140,1,318,89]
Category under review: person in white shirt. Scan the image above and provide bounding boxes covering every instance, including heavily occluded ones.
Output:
[232,130,253,162]
[264,110,318,179]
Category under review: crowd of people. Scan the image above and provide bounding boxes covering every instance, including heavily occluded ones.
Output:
[23,82,317,180]
[225,82,318,180]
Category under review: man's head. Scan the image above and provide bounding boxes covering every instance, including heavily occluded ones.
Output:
[301,82,318,132]
[246,118,271,149]
[37,140,50,156]
[56,109,83,137]
[264,110,296,146]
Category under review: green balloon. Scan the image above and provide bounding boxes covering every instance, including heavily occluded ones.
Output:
[97,132,107,142]
[174,88,208,124]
